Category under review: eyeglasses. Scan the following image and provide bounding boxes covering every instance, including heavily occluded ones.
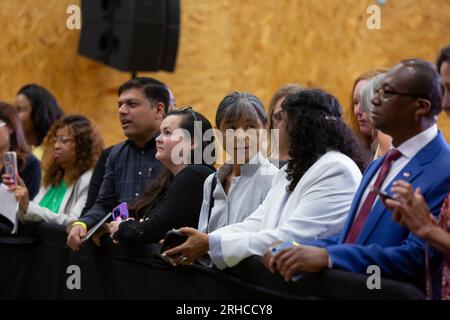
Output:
[270,110,284,124]
[375,86,426,101]
[52,136,74,144]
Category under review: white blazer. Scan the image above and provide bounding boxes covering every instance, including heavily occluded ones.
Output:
[208,151,362,269]
[24,170,93,225]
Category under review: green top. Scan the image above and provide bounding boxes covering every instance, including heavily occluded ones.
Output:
[39,181,69,213]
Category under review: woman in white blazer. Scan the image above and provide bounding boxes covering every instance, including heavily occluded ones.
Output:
[161,89,369,269]
[3,115,103,226]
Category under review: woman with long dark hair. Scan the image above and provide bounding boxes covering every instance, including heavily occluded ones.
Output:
[0,102,41,234]
[15,84,64,160]
[107,108,216,244]
[0,102,40,198]
[161,89,367,269]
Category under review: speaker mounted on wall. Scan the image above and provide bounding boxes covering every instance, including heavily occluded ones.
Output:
[78,0,180,72]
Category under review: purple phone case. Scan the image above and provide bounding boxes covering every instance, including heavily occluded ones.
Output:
[112,202,129,221]
[4,152,18,186]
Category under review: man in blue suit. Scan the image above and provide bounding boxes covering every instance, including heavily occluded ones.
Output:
[264,58,450,290]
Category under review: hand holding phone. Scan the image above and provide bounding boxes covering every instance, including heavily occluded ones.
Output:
[371,186,393,200]
[112,202,129,221]
[160,229,188,255]
[270,241,300,255]
[82,203,129,243]
[269,241,304,282]
[4,151,18,188]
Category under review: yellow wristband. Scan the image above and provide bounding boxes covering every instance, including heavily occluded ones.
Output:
[72,221,87,232]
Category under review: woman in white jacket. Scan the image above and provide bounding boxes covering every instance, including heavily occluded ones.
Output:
[3,115,103,226]
[162,89,369,269]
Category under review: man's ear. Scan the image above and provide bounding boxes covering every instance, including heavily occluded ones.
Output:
[154,102,165,120]
[415,98,431,117]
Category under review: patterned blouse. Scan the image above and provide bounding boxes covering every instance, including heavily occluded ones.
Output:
[440,193,450,300]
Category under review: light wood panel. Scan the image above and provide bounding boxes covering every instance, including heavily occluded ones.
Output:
[0,0,449,146]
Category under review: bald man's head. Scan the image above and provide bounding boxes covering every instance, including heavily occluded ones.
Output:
[395,59,443,117]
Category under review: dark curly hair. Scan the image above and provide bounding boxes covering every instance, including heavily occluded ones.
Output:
[283,89,370,192]
[42,115,103,187]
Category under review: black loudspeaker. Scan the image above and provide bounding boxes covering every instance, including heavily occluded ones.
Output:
[78,0,180,72]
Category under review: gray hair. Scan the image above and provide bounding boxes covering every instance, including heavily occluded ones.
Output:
[361,73,386,115]
[215,92,267,128]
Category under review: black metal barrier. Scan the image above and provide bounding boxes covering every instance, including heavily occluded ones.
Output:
[0,222,426,300]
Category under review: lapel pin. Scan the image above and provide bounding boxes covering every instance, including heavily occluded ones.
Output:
[403,172,411,178]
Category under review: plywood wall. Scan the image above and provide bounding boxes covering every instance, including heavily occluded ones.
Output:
[1,0,449,146]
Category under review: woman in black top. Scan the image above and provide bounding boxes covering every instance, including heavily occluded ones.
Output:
[0,102,41,234]
[0,102,41,199]
[108,108,215,244]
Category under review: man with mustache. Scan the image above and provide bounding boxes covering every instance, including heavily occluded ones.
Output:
[67,77,169,251]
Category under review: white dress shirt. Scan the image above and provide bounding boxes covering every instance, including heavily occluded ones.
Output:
[207,150,363,269]
[355,124,438,215]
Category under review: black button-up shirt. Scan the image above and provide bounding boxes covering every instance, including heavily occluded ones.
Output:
[81,137,161,228]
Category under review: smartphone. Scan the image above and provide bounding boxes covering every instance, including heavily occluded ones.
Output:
[112,202,129,221]
[270,241,300,255]
[82,212,112,242]
[4,151,18,187]
[371,186,393,200]
[160,229,188,254]
[270,241,304,282]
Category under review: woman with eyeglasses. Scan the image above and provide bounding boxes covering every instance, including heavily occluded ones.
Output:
[161,89,367,269]
[105,108,216,245]
[267,84,303,168]
[2,115,103,226]
[349,70,391,159]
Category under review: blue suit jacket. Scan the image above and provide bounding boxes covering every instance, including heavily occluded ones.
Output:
[306,132,450,287]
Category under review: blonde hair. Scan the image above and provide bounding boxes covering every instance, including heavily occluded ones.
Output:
[348,69,388,150]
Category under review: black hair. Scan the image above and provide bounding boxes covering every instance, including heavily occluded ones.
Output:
[400,59,443,116]
[130,108,215,217]
[215,92,267,128]
[118,77,170,114]
[17,84,64,146]
[283,89,370,192]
